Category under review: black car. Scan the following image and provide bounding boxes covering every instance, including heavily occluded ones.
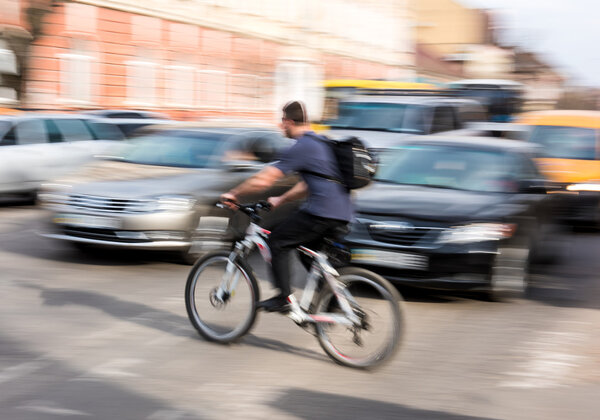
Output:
[344,136,558,300]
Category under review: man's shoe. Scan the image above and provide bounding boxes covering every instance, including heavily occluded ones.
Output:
[257,295,290,313]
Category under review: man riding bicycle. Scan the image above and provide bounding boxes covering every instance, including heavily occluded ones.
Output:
[220,100,352,313]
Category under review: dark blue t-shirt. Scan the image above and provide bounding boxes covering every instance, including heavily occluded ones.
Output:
[273,131,352,222]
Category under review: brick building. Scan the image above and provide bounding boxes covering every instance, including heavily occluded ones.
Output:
[0,0,414,121]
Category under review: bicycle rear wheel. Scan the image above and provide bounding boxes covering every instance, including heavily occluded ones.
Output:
[185,251,259,343]
[314,267,403,369]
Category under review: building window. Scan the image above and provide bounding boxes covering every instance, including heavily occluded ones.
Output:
[275,61,323,120]
[167,65,195,108]
[59,52,93,104]
[0,39,18,104]
[197,69,228,109]
[126,48,157,106]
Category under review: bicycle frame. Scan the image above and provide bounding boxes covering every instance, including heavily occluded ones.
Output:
[218,221,360,327]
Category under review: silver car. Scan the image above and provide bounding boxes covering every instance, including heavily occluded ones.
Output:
[40,123,295,263]
[0,114,127,198]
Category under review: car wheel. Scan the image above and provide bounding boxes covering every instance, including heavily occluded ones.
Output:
[20,190,37,205]
[486,246,530,302]
[71,241,95,255]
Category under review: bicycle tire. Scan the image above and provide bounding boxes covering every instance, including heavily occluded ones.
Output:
[314,267,404,369]
[185,251,260,343]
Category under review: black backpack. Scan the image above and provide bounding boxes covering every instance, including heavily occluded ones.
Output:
[303,133,377,191]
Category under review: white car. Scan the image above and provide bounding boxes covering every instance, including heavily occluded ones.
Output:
[0,114,126,198]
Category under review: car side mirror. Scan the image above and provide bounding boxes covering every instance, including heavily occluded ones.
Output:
[519,179,546,194]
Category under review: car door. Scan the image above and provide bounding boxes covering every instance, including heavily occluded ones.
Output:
[0,119,56,193]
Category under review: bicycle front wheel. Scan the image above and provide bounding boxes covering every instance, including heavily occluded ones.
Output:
[185,251,259,343]
[315,267,404,369]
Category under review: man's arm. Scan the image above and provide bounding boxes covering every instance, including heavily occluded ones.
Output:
[268,181,307,208]
[221,166,285,205]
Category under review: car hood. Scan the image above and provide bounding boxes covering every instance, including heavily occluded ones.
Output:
[321,129,412,150]
[69,172,229,199]
[355,182,513,223]
[54,160,232,199]
[55,159,196,184]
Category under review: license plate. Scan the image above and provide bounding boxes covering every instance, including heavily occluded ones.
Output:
[351,248,428,270]
[53,214,121,229]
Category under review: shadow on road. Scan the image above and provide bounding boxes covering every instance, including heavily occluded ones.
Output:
[269,388,499,420]
[24,283,332,364]
[0,334,203,419]
[243,334,329,364]
[22,283,192,337]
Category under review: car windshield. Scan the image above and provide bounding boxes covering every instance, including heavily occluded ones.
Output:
[376,144,514,193]
[325,102,422,133]
[529,125,597,160]
[113,131,225,168]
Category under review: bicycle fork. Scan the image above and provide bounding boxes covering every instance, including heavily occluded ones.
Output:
[213,245,247,305]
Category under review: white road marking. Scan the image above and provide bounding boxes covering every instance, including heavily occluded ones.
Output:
[75,358,143,380]
[17,401,91,416]
[147,410,187,420]
[0,361,46,384]
[499,322,590,389]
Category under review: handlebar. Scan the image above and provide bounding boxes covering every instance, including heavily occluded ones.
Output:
[216,200,272,222]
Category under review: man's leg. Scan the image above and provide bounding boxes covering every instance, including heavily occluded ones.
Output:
[260,211,333,312]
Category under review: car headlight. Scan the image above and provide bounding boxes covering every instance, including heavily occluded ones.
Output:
[131,196,196,212]
[38,192,70,205]
[437,223,516,244]
[38,183,73,206]
[157,196,196,211]
[566,183,600,192]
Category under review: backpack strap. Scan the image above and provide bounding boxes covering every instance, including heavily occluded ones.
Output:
[300,132,343,184]
[301,169,343,184]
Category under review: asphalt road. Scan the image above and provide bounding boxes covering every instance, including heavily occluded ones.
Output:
[1,200,599,420]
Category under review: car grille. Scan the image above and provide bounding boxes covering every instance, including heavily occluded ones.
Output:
[368,226,438,246]
[63,227,149,243]
[66,194,152,214]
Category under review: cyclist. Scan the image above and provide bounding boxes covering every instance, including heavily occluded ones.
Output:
[220,100,352,313]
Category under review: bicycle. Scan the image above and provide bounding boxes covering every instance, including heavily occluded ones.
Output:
[184,201,404,368]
